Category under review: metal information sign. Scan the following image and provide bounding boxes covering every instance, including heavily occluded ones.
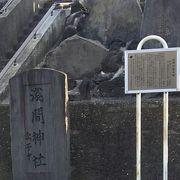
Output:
[125,48,180,93]
[125,35,180,180]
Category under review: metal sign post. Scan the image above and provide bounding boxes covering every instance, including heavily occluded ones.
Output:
[136,35,169,180]
[163,92,168,180]
[125,35,176,180]
[136,92,141,180]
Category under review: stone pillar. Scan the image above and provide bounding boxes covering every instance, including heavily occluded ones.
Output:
[9,68,70,180]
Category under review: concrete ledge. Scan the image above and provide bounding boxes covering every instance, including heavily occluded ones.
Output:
[1,97,180,179]
[0,8,69,103]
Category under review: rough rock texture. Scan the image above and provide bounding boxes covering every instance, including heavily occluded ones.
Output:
[2,98,180,179]
[101,50,123,73]
[141,0,180,48]
[46,35,108,79]
[95,76,124,97]
[80,0,142,45]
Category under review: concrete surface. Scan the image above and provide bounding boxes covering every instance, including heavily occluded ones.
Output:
[1,97,180,179]
[0,0,51,59]
[0,0,34,59]
[0,0,7,3]
[0,8,69,104]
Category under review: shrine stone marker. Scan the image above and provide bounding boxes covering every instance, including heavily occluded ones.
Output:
[141,0,180,47]
[9,69,70,180]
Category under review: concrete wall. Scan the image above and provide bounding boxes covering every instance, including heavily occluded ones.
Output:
[0,9,69,103]
[0,0,33,59]
[1,98,180,179]
[0,0,50,59]
[0,0,7,3]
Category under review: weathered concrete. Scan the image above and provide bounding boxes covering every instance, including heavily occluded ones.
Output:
[1,97,180,179]
[46,35,108,79]
[141,0,180,48]
[81,0,142,45]
[0,8,69,104]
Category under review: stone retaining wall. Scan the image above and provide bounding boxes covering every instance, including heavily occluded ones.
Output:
[1,98,180,179]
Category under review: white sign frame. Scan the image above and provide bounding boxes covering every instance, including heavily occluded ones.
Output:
[125,47,180,94]
[126,35,175,180]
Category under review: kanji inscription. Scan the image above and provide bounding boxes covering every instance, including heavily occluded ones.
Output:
[10,69,70,180]
[24,84,50,172]
[127,51,177,91]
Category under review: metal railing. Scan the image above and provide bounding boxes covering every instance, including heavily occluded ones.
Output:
[0,3,57,80]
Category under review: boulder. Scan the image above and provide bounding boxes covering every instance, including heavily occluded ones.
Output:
[45,35,108,79]
[80,0,142,45]
[93,76,125,97]
[141,0,180,47]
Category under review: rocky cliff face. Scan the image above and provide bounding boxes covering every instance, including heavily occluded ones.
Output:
[141,0,180,47]
[40,0,142,100]
[80,0,142,46]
